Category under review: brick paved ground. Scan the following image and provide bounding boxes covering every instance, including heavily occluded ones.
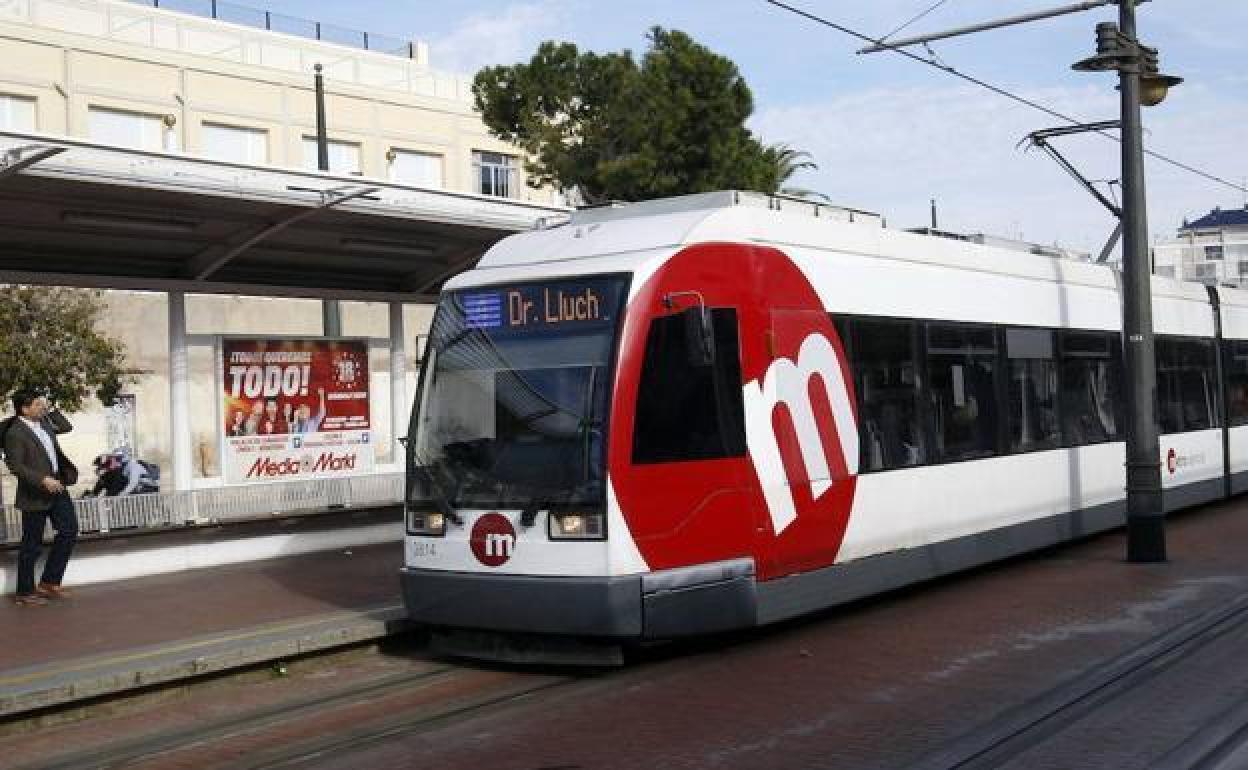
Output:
[0,540,402,672]
[311,499,1248,770]
[6,500,1248,769]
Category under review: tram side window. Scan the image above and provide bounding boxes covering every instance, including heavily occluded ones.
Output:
[1156,337,1217,433]
[1225,339,1248,426]
[632,308,746,464]
[927,324,998,462]
[1059,331,1122,445]
[1006,328,1060,452]
[845,318,926,471]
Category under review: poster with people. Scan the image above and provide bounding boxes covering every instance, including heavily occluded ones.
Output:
[222,338,374,484]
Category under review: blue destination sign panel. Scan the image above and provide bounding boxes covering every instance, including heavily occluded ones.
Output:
[456,277,623,337]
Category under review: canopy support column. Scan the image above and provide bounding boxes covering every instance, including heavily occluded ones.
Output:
[389,302,408,467]
[168,291,194,497]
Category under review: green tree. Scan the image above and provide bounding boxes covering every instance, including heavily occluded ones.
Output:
[764,142,827,201]
[473,27,810,204]
[0,286,133,412]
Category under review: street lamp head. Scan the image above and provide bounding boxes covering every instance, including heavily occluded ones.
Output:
[1140,72,1183,107]
[1071,22,1182,107]
[1138,44,1182,107]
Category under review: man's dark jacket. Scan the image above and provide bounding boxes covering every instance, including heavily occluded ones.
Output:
[1,414,78,512]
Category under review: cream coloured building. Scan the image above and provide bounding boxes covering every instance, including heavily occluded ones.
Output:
[0,0,562,514]
[0,0,546,201]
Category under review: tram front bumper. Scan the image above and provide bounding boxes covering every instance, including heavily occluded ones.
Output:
[401,568,644,637]
[401,558,757,639]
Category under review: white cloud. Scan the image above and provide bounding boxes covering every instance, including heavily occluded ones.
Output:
[753,82,1247,254]
[429,1,569,76]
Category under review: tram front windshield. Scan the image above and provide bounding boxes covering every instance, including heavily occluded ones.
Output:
[408,276,628,509]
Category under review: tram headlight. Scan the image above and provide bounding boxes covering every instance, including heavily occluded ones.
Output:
[407,508,447,536]
[548,510,605,540]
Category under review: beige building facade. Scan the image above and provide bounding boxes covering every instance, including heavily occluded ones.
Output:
[0,0,546,200]
[0,0,556,506]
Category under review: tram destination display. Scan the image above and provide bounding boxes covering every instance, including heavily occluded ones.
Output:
[459,278,617,336]
[221,338,373,484]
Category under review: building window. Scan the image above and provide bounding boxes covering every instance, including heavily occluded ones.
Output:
[201,123,268,164]
[473,151,517,197]
[1205,244,1225,260]
[0,94,36,131]
[1238,260,1248,276]
[389,149,443,188]
[88,107,165,151]
[302,136,361,175]
[1186,263,1215,282]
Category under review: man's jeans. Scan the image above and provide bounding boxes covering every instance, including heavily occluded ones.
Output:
[17,491,78,595]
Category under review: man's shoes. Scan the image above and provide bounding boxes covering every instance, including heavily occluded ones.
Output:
[13,593,48,606]
[36,582,71,599]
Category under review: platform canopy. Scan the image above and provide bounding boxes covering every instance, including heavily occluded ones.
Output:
[0,131,567,302]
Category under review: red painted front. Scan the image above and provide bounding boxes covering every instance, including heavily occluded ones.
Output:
[608,243,858,581]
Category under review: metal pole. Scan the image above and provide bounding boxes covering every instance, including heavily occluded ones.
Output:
[314,64,329,173]
[1119,0,1165,562]
[858,0,1117,54]
[322,301,342,336]
[313,63,342,335]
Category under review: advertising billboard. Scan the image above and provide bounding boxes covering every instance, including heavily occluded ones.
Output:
[222,338,373,484]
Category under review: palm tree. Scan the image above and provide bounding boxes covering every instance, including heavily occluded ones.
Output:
[763,143,829,201]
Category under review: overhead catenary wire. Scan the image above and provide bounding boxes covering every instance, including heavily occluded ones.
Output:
[877,0,954,44]
[761,0,1248,196]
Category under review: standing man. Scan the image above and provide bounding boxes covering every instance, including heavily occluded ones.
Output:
[2,390,79,606]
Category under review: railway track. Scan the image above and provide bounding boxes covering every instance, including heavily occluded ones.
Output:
[21,661,578,770]
[914,591,1248,769]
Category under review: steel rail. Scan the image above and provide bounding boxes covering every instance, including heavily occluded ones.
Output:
[22,663,549,770]
[912,591,1248,769]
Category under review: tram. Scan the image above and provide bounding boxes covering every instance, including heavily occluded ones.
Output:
[400,190,1248,662]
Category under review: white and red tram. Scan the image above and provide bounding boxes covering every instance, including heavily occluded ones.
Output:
[401,191,1247,659]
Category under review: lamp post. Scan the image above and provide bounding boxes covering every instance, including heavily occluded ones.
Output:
[1073,0,1181,562]
[314,62,342,337]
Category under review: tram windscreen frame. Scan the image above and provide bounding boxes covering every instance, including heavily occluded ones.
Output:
[406,274,629,510]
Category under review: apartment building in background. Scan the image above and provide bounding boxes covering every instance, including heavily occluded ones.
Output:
[0,0,545,202]
[1153,206,1248,286]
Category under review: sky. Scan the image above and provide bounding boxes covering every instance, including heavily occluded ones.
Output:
[253,0,1246,255]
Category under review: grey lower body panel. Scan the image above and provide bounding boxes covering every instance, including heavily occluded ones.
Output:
[756,499,1126,626]
[400,559,757,639]
[401,568,643,637]
[403,478,1227,640]
[1232,471,1248,497]
[1163,476,1225,512]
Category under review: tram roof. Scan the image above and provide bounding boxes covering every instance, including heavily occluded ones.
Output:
[0,131,567,302]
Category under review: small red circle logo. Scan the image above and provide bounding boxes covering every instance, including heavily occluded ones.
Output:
[470,513,517,567]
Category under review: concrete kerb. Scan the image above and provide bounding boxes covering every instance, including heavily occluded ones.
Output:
[0,603,412,717]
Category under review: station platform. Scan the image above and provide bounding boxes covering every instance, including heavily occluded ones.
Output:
[0,534,407,717]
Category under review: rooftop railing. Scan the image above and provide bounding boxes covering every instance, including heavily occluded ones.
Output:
[123,0,416,58]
